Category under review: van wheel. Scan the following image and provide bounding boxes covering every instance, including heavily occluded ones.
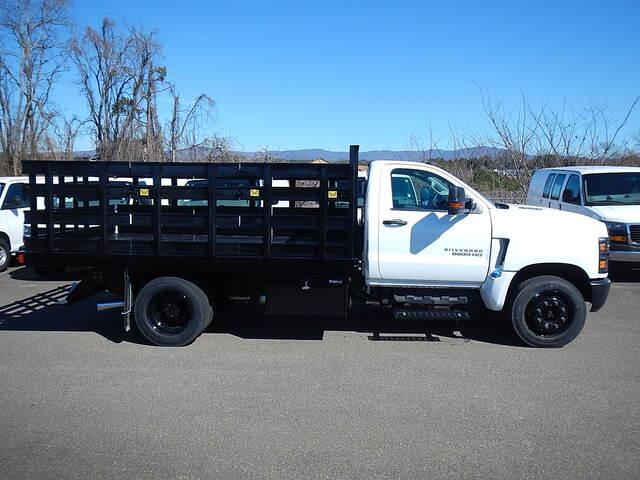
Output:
[0,239,10,272]
[510,275,586,348]
[134,277,213,346]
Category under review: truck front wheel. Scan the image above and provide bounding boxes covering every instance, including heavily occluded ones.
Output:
[134,277,213,346]
[510,275,586,348]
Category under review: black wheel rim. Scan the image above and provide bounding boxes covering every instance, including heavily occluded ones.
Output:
[147,290,192,335]
[525,289,572,337]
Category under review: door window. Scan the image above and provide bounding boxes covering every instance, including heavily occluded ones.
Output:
[550,174,566,201]
[542,174,556,199]
[1,183,29,209]
[391,169,452,211]
[562,174,581,204]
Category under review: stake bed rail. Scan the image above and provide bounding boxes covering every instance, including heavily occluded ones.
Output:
[23,146,362,270]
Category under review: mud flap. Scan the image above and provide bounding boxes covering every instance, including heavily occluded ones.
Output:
[123,269,132,332]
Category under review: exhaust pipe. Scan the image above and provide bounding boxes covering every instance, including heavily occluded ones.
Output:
[97,301,125,312]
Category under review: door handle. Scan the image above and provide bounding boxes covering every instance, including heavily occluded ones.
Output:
[383,219,407,226]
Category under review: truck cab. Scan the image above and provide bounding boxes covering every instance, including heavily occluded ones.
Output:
[363,160,610,347]
[0,176,30,272]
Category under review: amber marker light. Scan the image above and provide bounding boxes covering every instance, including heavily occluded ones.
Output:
[609,235,627,243]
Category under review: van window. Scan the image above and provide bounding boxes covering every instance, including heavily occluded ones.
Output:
[562,175,581,204]
[550,174,566,200]
[1,183,30,209]
[542,174,556,199]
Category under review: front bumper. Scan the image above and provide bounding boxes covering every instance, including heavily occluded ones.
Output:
[609,248,640,263]
[589,278,611,312]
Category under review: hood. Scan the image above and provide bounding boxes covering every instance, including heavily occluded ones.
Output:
[588,205,640,224]
[490,204,607,239]
[489,204,608,278]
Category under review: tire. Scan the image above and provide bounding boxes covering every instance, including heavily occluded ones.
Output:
[510,275,586,348]
[0,238,10,273]
[134,276,213,346]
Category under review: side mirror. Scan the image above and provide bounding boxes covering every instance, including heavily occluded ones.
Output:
[448,186,468,215]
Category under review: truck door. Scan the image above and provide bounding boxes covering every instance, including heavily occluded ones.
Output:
[548,174,566,210]
[0,182,30,252]
[541,173,556,207]
[560,174,582,213]
[376,166,492,286]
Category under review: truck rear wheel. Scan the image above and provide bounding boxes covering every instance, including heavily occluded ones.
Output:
[0,238,9,272]
[134,277,213,346]
[510,275,586,348]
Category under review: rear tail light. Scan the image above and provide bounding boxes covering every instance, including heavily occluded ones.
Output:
[598,237,609,273]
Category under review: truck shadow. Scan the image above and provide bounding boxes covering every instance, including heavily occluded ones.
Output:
[409,213,464,254]
[211,303,523,347]
[9,266,91,282]
[0,286,128,344]
[0,287,523,347]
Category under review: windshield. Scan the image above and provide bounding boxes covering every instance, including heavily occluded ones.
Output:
[583,173,640,206]
[0,183,4,199]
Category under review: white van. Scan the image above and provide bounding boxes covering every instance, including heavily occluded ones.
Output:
[527,166,640,265]
[0,176,30,272]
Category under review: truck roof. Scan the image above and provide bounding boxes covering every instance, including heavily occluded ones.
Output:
[537,166,640,175]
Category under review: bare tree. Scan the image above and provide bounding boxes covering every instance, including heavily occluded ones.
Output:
[166,86,214,162]
[475,91,543,196]
[199,133,241,163]
[71,18,132,160]
[71,18,165,161]
[47,113,85,160]
[117,27,164,161]
[254,146,276,163]
[0,0,69,175]
[471,91,640,198]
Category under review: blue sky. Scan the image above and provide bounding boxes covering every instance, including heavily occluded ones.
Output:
[63,0,640,152]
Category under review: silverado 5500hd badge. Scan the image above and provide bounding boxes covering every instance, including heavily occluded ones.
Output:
[444,248,484,257]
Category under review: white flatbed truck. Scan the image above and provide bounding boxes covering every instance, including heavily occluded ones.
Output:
[22,146,611,347]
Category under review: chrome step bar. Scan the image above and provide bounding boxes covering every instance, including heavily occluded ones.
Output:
[394,310,471,321]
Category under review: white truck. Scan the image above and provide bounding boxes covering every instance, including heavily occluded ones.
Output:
[527,166,640,267]
[22,146,611,348]
[0,176,30,272]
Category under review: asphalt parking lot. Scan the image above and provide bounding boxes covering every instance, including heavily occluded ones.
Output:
[0,266,639,479]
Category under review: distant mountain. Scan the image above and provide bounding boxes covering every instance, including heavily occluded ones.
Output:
[72,146,506,162]
[240,146,504,162]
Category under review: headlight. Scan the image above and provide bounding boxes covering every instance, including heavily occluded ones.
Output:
[604,221,627,243]
[598,237,610,273]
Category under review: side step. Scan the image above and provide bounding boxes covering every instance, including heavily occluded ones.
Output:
[394,309,471,321]
[394,294,468,306]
